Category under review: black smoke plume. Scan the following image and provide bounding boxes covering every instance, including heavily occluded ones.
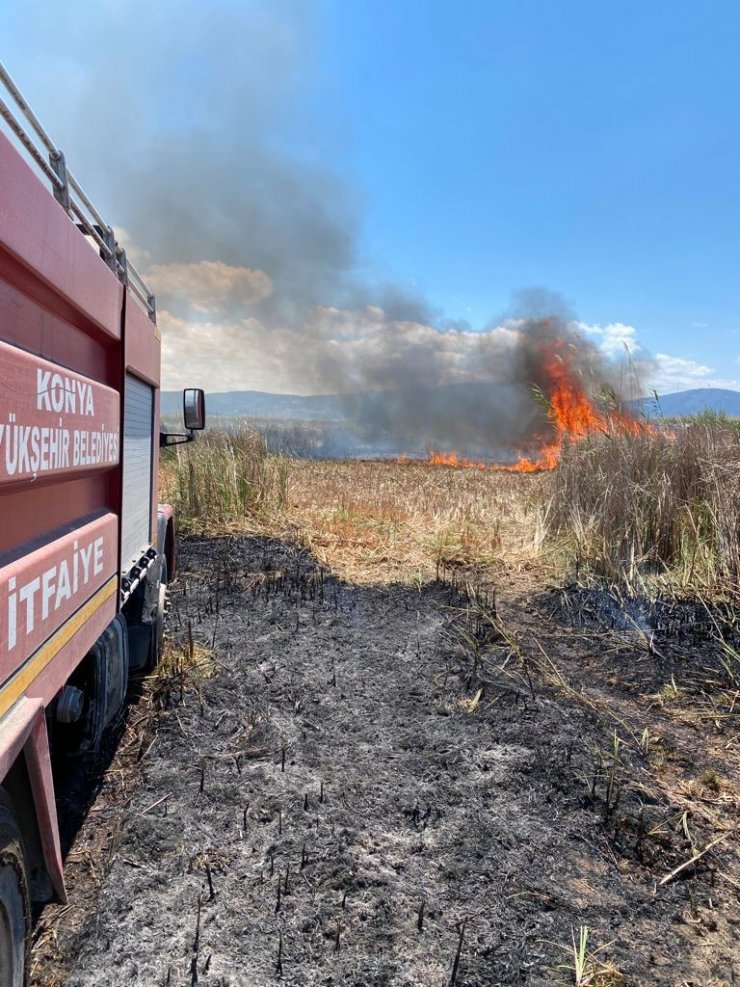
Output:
[11,1,647,457]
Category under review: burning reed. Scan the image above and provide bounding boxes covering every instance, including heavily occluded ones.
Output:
[160,410,740,596]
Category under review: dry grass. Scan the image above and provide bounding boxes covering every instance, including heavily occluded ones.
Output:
[162,421,740,593]
[546,424,740,592]
[283,459,545,583]
[160,425,290,531]
[161,428,547,584]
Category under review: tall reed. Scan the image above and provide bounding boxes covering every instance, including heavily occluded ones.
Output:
[161,425,289,533]
[546,423,740,589]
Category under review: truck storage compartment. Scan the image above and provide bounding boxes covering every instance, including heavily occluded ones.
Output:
[121,373,154,573]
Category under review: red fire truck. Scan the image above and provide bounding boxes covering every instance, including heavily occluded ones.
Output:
[0,64,204,983]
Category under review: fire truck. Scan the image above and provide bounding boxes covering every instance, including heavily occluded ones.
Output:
[0,64,204,983]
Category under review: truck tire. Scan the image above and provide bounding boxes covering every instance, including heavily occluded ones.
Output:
[0,791,30,987]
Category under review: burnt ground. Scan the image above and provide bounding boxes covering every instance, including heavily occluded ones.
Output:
[32,535,739,987]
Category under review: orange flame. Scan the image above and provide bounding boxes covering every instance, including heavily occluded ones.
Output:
[427,450,490,470]
[505,338,645,471]
[402,334,646,472]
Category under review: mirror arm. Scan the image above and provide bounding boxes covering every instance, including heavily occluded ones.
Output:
[160,430,196,448]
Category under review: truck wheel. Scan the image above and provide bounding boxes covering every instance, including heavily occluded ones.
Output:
[0,791,30,987]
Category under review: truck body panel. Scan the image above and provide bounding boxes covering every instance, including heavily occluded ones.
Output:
[0,65,182,941]
[0,514,118,692]
[0,341,121,489]
[0,131,122,340]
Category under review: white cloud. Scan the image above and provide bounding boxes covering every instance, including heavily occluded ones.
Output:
[149,266,739,397]
[161,312,294,393]
[580,323,740,394]
[651,353,740,394]
[579,321,641,357]
[159,306,521,394]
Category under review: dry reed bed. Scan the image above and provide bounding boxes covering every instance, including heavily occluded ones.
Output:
[548,423,740,592]
[161,421,740,596]
[160,427,547,584]
[284,460,545,583]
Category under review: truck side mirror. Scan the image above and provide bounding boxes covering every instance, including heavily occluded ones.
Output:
[183,388,206,431]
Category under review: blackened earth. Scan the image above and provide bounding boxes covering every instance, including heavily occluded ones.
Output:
[32,536,739,986]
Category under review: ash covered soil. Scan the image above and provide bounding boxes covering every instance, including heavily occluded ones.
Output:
[33,536,739,986]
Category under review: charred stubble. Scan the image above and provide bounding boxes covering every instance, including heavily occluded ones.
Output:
[33,531,740,987]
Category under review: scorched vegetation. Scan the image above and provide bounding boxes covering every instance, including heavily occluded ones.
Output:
[32,419,739,987]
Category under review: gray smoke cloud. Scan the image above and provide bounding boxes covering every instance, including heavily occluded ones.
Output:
[7,1,649,458]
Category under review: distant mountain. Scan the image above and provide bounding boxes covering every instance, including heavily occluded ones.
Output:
[162,385,740,424]
[161,389,345,421]
[631,388,740,418]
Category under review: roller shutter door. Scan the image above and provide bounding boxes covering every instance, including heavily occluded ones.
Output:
[121,373,154,572]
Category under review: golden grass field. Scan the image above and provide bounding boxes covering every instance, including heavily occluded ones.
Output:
[160,420,740,594]
[159,430,550,584]
[265,459,548,583]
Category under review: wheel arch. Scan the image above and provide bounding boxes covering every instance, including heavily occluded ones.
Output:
[157,504,176,583]
[0,701,65,905]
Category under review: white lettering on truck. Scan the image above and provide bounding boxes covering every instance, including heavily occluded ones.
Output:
[36,370,95,416]
[5,536,105,650]
[0,353,120,483]
[0,424,117,477]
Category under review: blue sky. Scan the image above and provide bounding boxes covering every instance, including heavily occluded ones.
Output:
[318,1,740,385]
[2,0,739,394]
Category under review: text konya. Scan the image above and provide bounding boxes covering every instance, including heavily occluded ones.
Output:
[0,370,118,478]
